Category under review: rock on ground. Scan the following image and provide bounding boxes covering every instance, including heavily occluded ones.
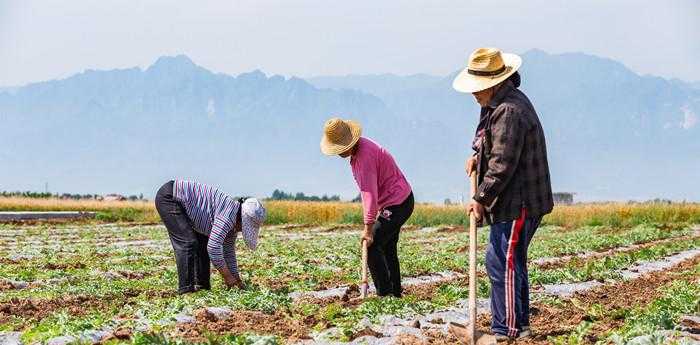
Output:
[678,315,700,334]
[0,279,29,290]
[174,313,195,324]
[350,336,397,345]
[204,307,233,321]
[46,336,77,345]
[627,330,700,345]
[541,281,604,297]
[80,330,111,344]
[0,332,23,345]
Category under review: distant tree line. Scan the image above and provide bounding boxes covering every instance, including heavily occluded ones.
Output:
[0,191,54,198]
[269,189,341,202]
[0,191,145,201]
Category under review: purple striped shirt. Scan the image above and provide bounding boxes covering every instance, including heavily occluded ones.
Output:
[173,180,241,275]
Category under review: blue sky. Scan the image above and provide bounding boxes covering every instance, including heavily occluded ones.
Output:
[1,0,698,86]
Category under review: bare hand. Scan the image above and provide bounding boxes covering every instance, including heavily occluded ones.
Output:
[362,224,374,247]
[465,156,477,176]
[468,199,485,221]
[220,268,245,289]
[361,234,373,247]
[225,276,245,289]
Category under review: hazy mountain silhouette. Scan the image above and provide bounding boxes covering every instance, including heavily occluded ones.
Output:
[309,49,700,201]
[1,51,698,201]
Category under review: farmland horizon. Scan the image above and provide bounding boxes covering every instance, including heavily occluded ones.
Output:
[0,187,695,205]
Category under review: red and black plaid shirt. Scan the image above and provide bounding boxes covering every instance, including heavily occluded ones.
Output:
[472,80,553,224]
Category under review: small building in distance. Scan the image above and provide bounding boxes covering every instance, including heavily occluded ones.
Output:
[103,194,127,201]
[553,192,574,205]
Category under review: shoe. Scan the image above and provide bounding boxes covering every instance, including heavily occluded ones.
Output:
[177,288,196,295]
[518,329,531,338]
[494,330,532,341]
[494,334,511,342]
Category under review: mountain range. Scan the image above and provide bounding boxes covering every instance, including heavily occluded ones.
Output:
[1,50,698,202]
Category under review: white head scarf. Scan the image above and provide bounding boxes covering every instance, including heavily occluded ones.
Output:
[240,198,266,250]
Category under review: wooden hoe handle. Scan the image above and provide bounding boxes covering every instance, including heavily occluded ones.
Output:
[468,171,478,345]
[360,239,369,299]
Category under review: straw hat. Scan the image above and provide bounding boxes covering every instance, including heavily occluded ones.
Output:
[320,118,362,155]
[240,198,266,250]
[453,48,522,93]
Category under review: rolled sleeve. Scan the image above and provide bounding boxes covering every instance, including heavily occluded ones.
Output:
[475,106,526,207]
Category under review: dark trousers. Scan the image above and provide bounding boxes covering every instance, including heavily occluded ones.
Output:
[368,192,414,297]
[485,208,541,337]
[155,181,211,294]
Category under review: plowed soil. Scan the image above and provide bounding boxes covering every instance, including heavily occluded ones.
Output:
[177,309,314,342]
[0,294,118,325]
[0,288,147,328]
[413,255,700,344]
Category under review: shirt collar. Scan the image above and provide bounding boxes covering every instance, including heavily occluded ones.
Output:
[349,138,363,164]
[486,80,515,109]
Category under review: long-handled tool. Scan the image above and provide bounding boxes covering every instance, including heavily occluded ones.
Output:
[360,239,369,299]
[449,171,496,345]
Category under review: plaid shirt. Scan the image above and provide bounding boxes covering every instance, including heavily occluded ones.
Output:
[472,80,553,224]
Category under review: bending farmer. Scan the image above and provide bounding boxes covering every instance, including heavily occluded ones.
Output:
[320,118,414,298]
[155,180,266,294]
[453,48,553,340]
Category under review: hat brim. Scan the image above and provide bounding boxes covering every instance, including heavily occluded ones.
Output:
[320,120,362,156]
[452,53,522,93]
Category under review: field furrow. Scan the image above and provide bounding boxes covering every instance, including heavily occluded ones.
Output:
[1,219,698,344]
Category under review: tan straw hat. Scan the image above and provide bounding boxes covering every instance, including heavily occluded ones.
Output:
[453,48,522,93]
[320,118,362,155]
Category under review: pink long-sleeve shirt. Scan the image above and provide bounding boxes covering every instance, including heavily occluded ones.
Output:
[350,137,412,225]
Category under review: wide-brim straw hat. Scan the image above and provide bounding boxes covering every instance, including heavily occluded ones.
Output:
[320,118,362,155]
[453,48,522,93]
[240,198,266,250]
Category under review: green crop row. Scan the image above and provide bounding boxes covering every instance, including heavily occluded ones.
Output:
[529,237,700,285]
[549,263,700,345]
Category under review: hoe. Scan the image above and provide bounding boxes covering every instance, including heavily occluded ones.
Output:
[360,239,369,299]
[449,171,496,345]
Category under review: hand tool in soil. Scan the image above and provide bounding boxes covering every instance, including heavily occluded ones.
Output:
[360,238,369,299]
[448,171,496,345]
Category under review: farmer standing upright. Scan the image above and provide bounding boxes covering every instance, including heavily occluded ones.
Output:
[453,48,553,340]
[321,118,414,298]
[155,180,266,294]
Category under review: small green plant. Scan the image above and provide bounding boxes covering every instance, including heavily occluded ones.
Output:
[607,279,700,342]
[319,302,345,322]
[550,321,593,345]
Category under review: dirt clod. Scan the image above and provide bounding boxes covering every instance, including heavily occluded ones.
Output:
[113,327,132,339]
[430,317,444,324]
[0,280,14,291]
[351,327,384,340]
[43,262,86,270]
